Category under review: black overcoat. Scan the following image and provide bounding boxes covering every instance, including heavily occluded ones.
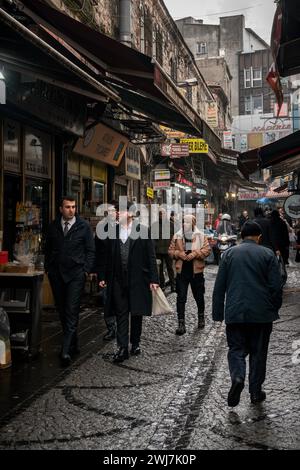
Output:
[99,223,159,317]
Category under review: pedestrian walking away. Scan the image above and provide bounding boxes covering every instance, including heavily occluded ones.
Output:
[168,214,211,335]
[212,221,282,407]
[45,196,95,366]
[98,201,159,363]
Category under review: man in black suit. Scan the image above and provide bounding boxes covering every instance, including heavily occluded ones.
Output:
[98,201,159,363]
[213,221,282,407]
[45,196,95,366]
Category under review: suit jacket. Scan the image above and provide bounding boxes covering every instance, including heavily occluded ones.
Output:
[45,215,95,282]
[98,223,159,316]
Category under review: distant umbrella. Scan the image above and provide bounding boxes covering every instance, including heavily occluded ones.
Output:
[256,197,273,204]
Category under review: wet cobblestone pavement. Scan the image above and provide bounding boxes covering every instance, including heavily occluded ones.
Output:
[0,261,299,450]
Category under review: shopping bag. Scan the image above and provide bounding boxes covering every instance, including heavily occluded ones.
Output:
[152,287,173,316]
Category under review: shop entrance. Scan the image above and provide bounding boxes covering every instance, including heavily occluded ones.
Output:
[3,174,21,260]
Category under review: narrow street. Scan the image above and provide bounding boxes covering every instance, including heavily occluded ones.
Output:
[0,262,299,450]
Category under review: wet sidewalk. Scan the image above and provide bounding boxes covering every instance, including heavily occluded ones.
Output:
[0,262,299,450]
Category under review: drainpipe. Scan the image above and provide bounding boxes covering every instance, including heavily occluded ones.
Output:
[119,0,132,47]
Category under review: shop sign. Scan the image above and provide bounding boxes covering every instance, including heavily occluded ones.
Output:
[177,174,193,187]
[153,181,171,190]
[194,177,208,186]
[160,144,190,158]
[206,102,218,129]
[159,126,186,139]
[180,139,209,154]
[125,145,141,180]
[147,187,154,199]
[74,123,129,167]
[238,191,267,201]
[223,131,233,149]
[170,144,190,158]
[8,77,86,136]
[196,188,207,195]
[3,119,21,173]
[284,194,300,219]
[219,155,238,166]
[154,170,170,181]
[24,127,51,179]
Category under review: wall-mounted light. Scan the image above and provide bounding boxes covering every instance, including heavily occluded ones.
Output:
[0,69,6,105]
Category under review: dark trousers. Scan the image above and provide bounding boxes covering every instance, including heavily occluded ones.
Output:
[102,287,116,331]
[48,271,86,354]
[226,323,273,394]
[176,271,205,320]
[157,254,175,288]
[113,280,143,349]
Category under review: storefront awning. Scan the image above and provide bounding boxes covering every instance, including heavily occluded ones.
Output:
[0,5,119,103]
[240,130,300,177]
[273,0,300,77]
[15,0,220,146]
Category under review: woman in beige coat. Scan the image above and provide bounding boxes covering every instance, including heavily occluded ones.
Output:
[168,215,211,335]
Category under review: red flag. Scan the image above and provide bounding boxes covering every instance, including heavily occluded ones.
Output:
[266,62,283,115]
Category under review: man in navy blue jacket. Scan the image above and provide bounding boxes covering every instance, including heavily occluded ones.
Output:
[213,221,282,407]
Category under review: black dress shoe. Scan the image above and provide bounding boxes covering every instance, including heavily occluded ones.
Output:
[70,347,80,358]
[228,377,244,407]
[130,345,141,356]
[60,353,72,367]
[113,347,129,363]
[250,391,266,404]
[103,329,116,341]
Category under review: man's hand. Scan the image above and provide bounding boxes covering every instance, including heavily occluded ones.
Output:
[99,280,107,288]
[276,250,281,257]
[178,251,187,261]
[186,253,196,261]
[150,283,159,291]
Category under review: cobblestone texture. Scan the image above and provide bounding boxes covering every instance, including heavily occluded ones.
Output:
[0,262,299,450]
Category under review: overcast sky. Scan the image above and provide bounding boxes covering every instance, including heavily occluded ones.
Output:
[164,0,276,44]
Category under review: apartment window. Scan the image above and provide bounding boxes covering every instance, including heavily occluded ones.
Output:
[244,67,262,88]
[245,95,263,114]
[244,69,251,88]
[252,68,262,87]
[197,42,207,55]
[245,96,252,114]
[253,95,263,114]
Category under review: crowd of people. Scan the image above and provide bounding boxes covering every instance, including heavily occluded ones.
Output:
[44,196,299,408]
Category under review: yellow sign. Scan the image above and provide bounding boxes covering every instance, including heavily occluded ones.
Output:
[160,125,186,139]
[147,187,154,199]
[180,138,209,154]
[74,123,129,167]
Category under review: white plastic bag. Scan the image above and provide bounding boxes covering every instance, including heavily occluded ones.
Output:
[152,287,173,316]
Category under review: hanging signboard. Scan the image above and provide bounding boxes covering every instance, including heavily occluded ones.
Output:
[154,170,171,181]
[180,138,209,154]
[153,181,171,190]
[74,123,129,167]
[147,187,154,199]
[206,102,219,129]
[159,126,186,139]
